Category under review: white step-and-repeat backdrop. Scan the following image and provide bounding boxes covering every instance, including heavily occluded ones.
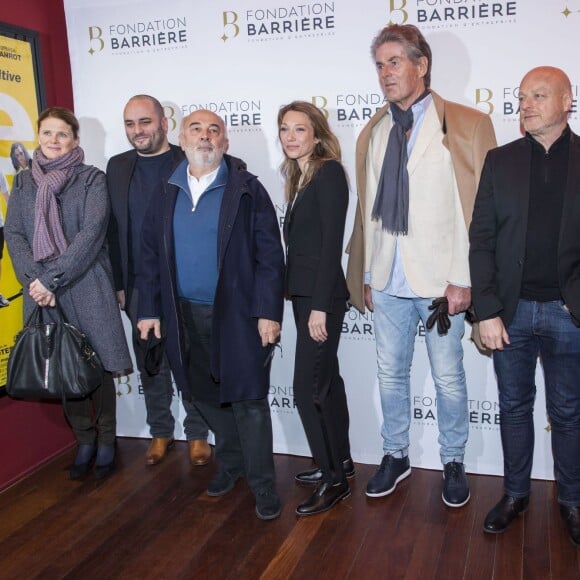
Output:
[63,0,579,478]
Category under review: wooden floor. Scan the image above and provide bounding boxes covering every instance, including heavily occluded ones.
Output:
[1,439,579,580]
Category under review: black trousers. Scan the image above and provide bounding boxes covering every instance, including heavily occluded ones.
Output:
[292,296,351,484]
[179,299,276,494]
[65,371,116,445]
[126,288,208,440]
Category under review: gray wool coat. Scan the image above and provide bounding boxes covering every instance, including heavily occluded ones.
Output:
[5,163,132,373]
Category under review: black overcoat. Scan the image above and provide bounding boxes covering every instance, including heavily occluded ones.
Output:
[137,154,285,402]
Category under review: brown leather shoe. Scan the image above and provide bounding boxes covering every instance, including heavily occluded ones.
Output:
[188,439,211,466]
[145,437,174,466]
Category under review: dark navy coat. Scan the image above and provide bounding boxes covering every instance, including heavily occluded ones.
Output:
[137,154,285,403]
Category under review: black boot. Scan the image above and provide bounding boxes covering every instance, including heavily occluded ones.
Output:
[483,495,529,533]
[69,444,97,480]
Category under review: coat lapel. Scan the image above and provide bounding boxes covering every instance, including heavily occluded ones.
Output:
[118,152,137,232]
[355,105,390,220]
[407,100,441,176]
[560,132,580,248]
[285,182,310,244]
[514,139,532,236]
[217,158,240,269]
[283,198,292,245]
[290,184,308,214]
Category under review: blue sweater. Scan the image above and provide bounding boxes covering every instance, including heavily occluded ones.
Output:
[170,159,227,304]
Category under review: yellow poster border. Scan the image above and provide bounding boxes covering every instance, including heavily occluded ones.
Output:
[0,22,46,393]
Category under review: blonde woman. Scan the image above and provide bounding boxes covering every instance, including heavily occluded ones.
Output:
[278,101,352,516]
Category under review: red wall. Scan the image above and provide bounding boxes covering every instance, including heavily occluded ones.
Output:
[0,0,73,109]
[0,0,76,490]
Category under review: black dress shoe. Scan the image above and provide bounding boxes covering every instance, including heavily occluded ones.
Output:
[295,458,356,484]
[296,481,350,516]
[560,505,580,548]
[483,495,529,533]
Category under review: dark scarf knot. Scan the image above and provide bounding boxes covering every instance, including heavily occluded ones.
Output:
[371,90,430,235]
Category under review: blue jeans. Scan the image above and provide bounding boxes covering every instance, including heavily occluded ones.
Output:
[372,290,468,464]
[127,288,208,440]
[493,299,580,506]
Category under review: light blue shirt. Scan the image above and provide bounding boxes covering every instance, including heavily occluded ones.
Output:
[366,93,432,297]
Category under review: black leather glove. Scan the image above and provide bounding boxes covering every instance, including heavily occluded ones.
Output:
[426,297,451,335]
[136,326,167,376]
[464,305,477,324]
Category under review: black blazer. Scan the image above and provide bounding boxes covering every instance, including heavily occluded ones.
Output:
[469,130,580,327]
[105,144,184,292]
[283,159,349,313]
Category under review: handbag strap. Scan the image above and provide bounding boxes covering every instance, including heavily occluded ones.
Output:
[34,300,71,325]
[24,302,68,327]
[23,305,43,327]
[52,301,69,323]
[26,303,70,334]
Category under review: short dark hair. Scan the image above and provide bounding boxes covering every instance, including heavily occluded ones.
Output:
[371,24,432,89]
[37,107,80,139]
[127,94,165,119]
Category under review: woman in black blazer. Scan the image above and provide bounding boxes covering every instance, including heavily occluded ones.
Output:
[278,101,352,516]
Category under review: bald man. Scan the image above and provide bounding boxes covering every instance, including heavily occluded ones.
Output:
[137,110,285,520]
[470,67,580,546]
[107,95,210,467]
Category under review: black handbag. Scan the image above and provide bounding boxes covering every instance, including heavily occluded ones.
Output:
[6,304,104,400]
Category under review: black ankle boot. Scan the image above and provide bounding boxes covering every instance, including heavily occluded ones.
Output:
[93,443,116,480]
[69,444,97,480]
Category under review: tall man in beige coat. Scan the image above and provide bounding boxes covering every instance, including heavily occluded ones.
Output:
[346,24,496,507]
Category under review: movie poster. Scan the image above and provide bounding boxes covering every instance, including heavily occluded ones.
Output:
[0,24,45,390]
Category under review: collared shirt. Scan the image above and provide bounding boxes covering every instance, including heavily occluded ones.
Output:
[186,164,220,210]
[171,159,228,304]
[366,93,432,297]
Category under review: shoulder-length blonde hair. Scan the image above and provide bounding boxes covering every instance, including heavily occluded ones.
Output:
[277,101,342,202]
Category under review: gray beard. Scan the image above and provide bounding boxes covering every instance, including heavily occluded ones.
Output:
[187,148,221,171]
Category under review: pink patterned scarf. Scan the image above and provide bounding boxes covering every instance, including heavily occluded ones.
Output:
[32,146,84,261]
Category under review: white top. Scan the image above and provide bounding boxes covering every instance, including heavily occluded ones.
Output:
[186,165,220,211]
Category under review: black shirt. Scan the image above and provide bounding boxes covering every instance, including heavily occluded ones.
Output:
[128,149,175,285]
[520,126,570,302]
